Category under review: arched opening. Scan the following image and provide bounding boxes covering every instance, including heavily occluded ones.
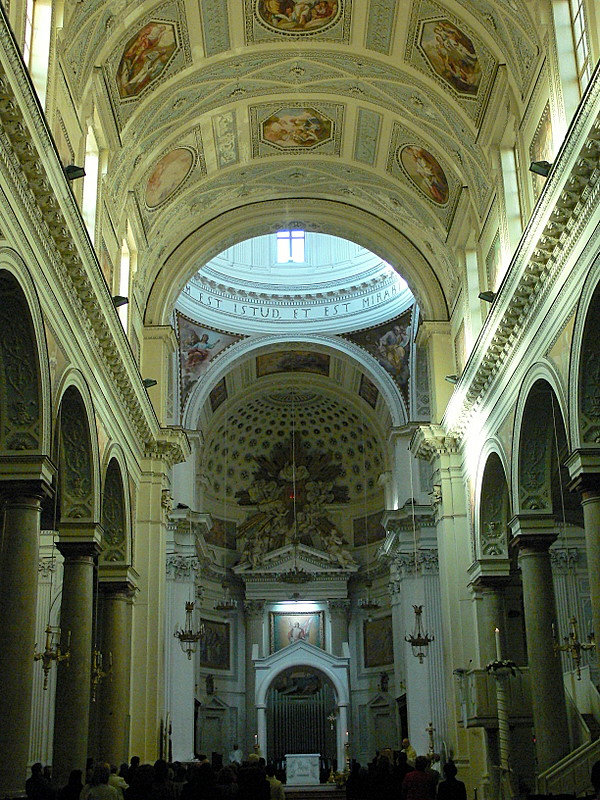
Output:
[266,666,337,770]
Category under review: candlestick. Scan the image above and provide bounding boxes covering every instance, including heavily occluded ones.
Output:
[495,627,502,661]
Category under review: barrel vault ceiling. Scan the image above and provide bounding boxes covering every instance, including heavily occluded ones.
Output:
[55,0,542,324]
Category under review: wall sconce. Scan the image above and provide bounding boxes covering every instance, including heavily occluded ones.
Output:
[64,164,86,180]
[529,160,552,178]
[478,291,496,303]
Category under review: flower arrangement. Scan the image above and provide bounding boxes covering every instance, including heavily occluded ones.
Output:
[484,659,520,676]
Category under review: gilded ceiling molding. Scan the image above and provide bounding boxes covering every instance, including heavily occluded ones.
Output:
[0,15,183,463]
[444,71,600,441]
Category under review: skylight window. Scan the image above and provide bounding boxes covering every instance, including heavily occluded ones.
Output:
[277,230,305,263]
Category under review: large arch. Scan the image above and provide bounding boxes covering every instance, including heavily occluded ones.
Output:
[55,375,101,524]
[475,443,511,564]
[0,255,51,455]
[182,333,410,432]
[512,364,570,516]
[145,200,449,326]
[101,453,131,565]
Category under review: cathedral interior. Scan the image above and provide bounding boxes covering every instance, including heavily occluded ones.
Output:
[1,0,600,797]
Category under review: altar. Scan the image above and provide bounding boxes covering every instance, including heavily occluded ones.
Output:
[285,754,320,785]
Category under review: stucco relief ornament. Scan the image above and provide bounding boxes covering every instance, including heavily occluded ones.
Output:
[236,434,352,568]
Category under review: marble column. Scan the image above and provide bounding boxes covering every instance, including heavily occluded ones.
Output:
[53,540,101,788]
[244,601,264,755]
[510,515,568,771]
[468,572,508,667]
[565,452,600,657]
[97,579,136,765]
[256,704,267,758]
[0,473,52,798]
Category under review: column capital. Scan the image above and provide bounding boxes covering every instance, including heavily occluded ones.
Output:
[328,599,351,616]
[0,454,56,500]
[409,424,459,462]
[244,600,265,620]
[56,539,102,562]
[565,448,600,495]
[59,520,104,549]
[467,560,511,590]
[99,568,140,598]
[509,514,557,552]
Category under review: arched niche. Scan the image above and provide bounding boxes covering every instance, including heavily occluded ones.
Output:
[478,451,510,561]
[144,200,448,326]
[515,378,581,527]
[0,269,46,453]
[577,280,600,445]
[101,456,131,564]
[57,384,98,523]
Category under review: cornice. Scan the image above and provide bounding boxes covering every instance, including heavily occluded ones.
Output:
[0,13,177,460]
[444,71,600,441]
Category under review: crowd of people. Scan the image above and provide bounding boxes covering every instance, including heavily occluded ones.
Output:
[346,741,465,800]
[24,747,600,800]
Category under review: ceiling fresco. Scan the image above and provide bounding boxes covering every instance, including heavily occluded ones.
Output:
[54,0,542,339]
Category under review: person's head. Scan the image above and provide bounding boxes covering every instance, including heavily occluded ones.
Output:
[90,764,110,787]
[233,744,239,750]
[154,760,169,782]
[397,751,408,765]
[217,767,235,785]
[130,756,140,768]
[443,762,458,780]
[67,770,83,788]
[247,754,260,765]
[402,738,411,749]
[31,763,43,776]
[591,760,600,793]
[265,765,276,778]
[415,757,428,772]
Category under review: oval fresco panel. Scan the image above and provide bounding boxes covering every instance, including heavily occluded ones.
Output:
[420,19,480,96]
[145,148,194,208]
[257,0,340,33]
[116,22,178,99]
[262,107,332,148]
[398,145,449,205]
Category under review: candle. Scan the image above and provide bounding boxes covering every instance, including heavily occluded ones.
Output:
[495,627,502,661]
[254,733,258,745]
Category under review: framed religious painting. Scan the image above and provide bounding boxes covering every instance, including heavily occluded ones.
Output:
[363,615,394,668]
[270,611,324,653]
[199,619,230,670]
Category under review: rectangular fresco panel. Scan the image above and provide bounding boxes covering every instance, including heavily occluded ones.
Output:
[256,351,330,378]
[199,618,230,670]
[359,373,379,409]
[363,616,394,668]
[353,512,386,547]
[346,310,412,404]
[209,378,228,413]
[270,611,324,653]
[205,516,237,550]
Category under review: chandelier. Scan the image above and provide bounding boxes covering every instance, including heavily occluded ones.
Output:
[405,605,434,662]
[33,408,71,689]
[174,601,205,658]
[214,583,238,612]
[34,625,70,690]
[357,579,381,615]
